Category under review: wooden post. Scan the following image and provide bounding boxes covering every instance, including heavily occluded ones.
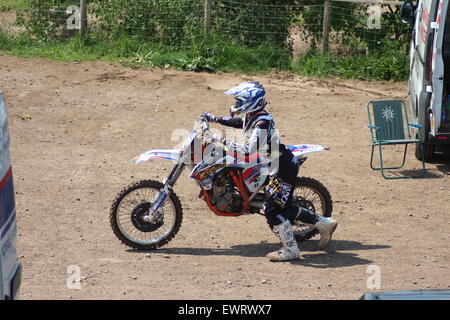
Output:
[204,0,212,36]
[322,0,332,53]
[80,0,88,36]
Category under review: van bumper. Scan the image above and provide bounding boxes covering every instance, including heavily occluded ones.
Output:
[430,133,450,144]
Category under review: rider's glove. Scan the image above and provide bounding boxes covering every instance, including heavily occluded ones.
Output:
[201,112,218,123]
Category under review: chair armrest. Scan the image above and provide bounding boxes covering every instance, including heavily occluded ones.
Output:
[368,126,381,130]
[408,123,422,129]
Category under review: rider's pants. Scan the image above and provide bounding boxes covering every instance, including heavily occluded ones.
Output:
[264,150,299,227]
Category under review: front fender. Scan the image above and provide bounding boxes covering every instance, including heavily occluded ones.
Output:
[287,144,329,158]
[132,149,181,164]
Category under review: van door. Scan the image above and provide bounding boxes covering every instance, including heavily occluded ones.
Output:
[409,0,437,121]
[409,0,442,161]
[429,0,448,136]
[0,92,21,300]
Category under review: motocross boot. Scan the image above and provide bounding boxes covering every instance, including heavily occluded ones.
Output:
[294,207,338,250]
[314,216,338,250]
[267,220,300,262]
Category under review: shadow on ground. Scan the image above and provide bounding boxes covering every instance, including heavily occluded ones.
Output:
[369,147,450,179]
[128,240,391,268]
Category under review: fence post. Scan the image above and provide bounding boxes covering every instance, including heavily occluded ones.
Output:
[204,0,212,36]
[80,0,88,36]
[322,0,332,53]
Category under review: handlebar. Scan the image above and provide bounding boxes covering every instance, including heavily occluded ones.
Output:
[202,120,209,132]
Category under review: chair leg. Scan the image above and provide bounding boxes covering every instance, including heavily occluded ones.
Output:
[369,144,384,171]
[378,144,392,179]
[370,145,376,170]
[370,144,414,179]
[370,144,409,171]
[399,144,408,168]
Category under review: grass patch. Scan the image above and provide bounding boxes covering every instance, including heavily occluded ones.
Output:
[0,31,291,74]
[0,0,28,12]
[292,44,409,82]
[0,30,408,81]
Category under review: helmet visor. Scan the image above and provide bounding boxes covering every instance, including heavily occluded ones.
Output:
[229,98,244,115]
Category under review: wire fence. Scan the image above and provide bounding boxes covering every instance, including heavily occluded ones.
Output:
[0,0,410,55]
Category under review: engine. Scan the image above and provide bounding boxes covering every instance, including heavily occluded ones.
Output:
[210,171,243,212]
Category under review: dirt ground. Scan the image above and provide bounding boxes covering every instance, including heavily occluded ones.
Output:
[1,54,449,300]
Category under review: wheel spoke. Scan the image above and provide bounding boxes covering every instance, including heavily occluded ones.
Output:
[292,178,332,241]
[115,187,177,246]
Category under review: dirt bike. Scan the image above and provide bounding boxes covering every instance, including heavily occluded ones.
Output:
[110,118,333,250]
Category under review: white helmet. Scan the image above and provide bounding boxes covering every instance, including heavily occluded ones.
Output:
[225,81,267,115]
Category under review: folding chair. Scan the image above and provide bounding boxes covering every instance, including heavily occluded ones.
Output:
[366,100,425,179]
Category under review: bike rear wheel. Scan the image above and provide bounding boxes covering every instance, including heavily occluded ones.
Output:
[110,179,183,250]
[291,176,333,242]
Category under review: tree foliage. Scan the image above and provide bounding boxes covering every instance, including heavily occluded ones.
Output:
[294,1,411,54]
[90,0,204,46]
[212,0,297,50]
[16,0,75,40]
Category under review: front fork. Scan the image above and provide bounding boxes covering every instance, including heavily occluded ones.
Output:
[143,161,185,223]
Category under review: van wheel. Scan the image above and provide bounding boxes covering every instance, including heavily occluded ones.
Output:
[415,141,434,162]
[415,113,434,162]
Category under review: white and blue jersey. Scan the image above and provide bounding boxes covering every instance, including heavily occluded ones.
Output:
[217,110,286,157]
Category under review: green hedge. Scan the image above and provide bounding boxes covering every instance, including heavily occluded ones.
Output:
[6,0,411,81]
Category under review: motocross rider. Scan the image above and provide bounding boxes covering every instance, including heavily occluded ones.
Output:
[200,81,338,262]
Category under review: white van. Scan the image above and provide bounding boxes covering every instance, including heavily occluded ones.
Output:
[0,91,21,300]
[401,0,450,161]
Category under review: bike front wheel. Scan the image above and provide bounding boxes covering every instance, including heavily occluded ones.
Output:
[110,179,183,250]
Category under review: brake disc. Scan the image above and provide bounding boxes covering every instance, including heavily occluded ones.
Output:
[131,202,164,232]
[296,199,316,213]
